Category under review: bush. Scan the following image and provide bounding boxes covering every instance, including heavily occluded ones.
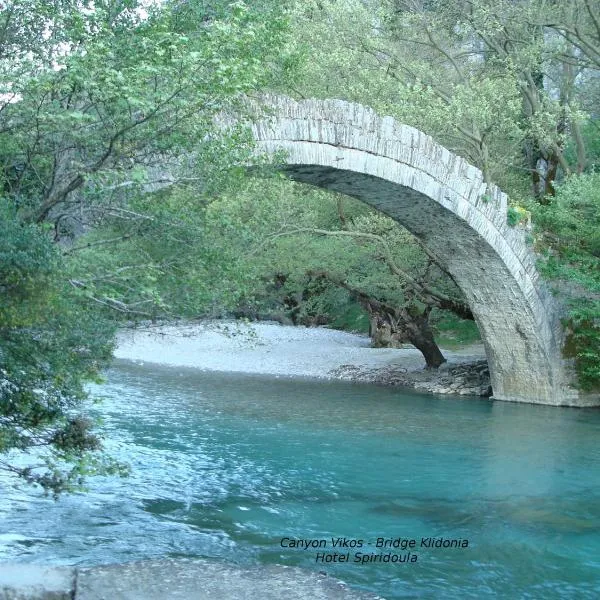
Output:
[507,205,531,228]
[0,199,123,495]
[531,174,600,391]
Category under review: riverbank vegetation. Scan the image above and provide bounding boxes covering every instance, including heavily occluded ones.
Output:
[1,0,599,493]
[0,0,291,493]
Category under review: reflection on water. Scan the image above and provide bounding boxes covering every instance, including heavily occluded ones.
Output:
[1,361,600,599]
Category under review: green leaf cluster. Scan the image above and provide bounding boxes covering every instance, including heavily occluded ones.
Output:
[0,198,122,495]
[0,0,293,492]
[531,173,600,390]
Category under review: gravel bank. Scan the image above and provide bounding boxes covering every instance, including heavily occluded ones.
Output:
[115,321,489,396]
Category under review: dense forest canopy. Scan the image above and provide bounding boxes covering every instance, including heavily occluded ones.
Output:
[0,0,598,494]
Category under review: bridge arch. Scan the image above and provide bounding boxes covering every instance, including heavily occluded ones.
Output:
[246,96,594,407]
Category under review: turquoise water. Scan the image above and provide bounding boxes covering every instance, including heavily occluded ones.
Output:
[1,361,600,599]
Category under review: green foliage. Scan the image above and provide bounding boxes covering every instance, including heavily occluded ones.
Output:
[151,176,472,341]
[0,0,292,493]
[507,205,530,228]
[432,313,482,350]
[285,0,528,192]
[531,173,600,391]
[329,303,371,334]
[285,0,600,198]
[564,118,600,173]
[0,199,124,495]
[562,302,600,392]
[507,206,520,227]
[534,174,600,262]
[0,0,291,223]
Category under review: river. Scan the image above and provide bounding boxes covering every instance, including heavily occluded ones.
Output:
[1,361,600,599]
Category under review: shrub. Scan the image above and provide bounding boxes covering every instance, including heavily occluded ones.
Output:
[531,174,600,391]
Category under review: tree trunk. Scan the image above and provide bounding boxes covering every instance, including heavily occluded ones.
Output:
[307,270,447,368]
[400,313,447,368]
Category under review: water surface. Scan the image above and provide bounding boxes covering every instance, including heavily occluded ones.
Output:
[1,361,599,599]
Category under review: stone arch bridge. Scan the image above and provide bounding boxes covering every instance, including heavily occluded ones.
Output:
[233,95,596,408]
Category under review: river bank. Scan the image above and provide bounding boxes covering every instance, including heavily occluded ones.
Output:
[115,321,491,397]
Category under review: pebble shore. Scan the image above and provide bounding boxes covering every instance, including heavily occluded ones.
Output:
[115,321,489,397]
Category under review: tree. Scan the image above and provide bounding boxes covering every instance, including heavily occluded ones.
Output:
[0,198,123,496]
[0,0,289,228]
[180,176,478,368]
[0,0,292,493]
[286,0,600,198]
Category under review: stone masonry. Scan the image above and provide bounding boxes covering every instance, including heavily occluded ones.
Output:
[241,95,599,407]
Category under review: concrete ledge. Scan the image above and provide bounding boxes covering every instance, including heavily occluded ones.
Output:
[0,560,383,600]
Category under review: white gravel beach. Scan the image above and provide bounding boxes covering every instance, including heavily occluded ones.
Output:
[114,321,486,381]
